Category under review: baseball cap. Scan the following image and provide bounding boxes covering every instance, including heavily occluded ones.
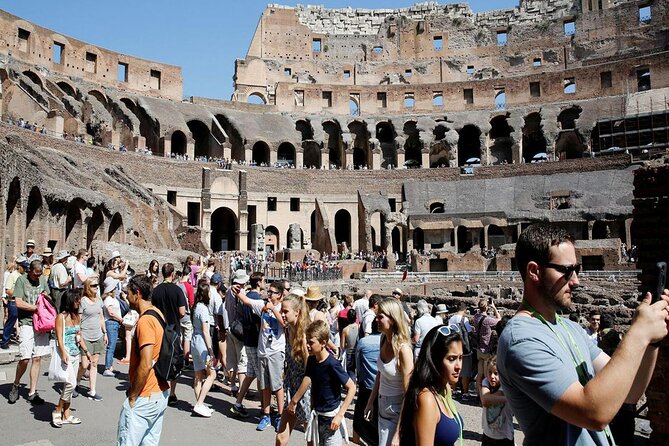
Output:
[210,272,223,284]
[26,239,35,247]
[231,269,250,285]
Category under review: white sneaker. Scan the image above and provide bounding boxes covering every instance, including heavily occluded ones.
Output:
[193,404,212,418]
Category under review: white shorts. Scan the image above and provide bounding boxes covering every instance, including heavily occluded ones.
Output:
[180,317,193,342]
[18,325,50,360]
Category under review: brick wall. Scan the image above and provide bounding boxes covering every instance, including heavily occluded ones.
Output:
[632,164,669,445]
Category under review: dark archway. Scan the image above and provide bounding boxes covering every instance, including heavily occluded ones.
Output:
[310,211,316,245]
[558,106,582,130]
[392,226,401,255]
[121,97,159,153]
[376,121,397,168]
[303,142,321,168]
[5,178,21,256]
[210,207,237,251]
[487,225,505,249]
[65,200,84,245]
[88,90,108,108]
[403,121,423,168]
[592,221,608,239]
[431,124,452,168]
[277,142,296,166]
[265,226,279,251]
[335,209,351,248]
[86,208,105,249]
[370,212,386,251]
[252,141,270,165]
[413,228,424,252]
[555,131,587,160]
[296,120,314,141]
[489,115,514,164]
[215,114,245,161]
[348,121,371,169]
[458,125,482,166]
[323,121,343,168]
[25,186,42,230]
[187,120,213,158]
[108,213,124,243]
[456,226,472,253]
[23,70,43,89]
[429,202,445,213]
[171,130,187,156]
[57,81,76,98]
[522,112,547,162]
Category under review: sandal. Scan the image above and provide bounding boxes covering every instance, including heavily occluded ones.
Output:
[51,411,63,428]
[62,415,82,425]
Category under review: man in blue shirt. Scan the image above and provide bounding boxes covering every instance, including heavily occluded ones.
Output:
[354,320,381,445]
[498,223,669,445]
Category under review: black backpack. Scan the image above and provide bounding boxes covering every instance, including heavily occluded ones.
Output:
[142,309,184,381]
[458,315,485,355]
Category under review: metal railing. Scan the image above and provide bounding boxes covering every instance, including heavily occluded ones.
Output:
[362,270,640,281]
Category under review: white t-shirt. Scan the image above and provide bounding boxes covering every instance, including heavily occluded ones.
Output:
[103,295,121,322]
[361,309,375,336]
[247,300,285,358]
[73,261,87,289]
[353,298,369,322]
[208,286,224,328]
[50,263,70,288]
[481,377,515,440]
[413,314,439,348]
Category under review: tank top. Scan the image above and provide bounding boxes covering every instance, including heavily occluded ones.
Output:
[432,393,463,446]
[377,338,406,396]
[62,315,80,357]
[345,325,359,356]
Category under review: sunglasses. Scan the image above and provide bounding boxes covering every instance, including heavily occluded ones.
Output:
[436,324,461,337]
[90,283,99,288]
[267,290,279,295]
[542,263,581,279]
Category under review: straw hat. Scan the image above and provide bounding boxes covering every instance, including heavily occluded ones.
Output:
[304,286,324,301]
[435,303,448,314]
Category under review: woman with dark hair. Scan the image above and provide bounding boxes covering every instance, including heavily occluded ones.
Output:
[52,290,87,427]
[340,308,359,381]
[190,279,216,417]
[399,324,464,446]
[146,259,159,279]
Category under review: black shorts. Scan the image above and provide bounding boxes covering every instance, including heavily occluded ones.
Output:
[353,386,379,446]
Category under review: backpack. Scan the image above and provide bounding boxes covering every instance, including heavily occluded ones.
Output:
[33,293,57,332]
[140,309,184,381]
[458,315,485,355]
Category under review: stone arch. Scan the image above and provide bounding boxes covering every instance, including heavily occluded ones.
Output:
[369,211,386,251]
[349,96,360,116]
[348,120,371,169]
[88,89,108,108]
[376,121,397,168]
[323,120,344,168]
[252,141,271,165]
[296,119,314,141]
[522,112,548,162]
[25,186,43,248]
[277,142,296,166]
[429,202,445,213]
[303,142,321,169]
[216,114,245,161]
[247,92,267,105]
[454,225,472,253]
[121,97,160,152]
[486,224,505,249]
[22,70,43,89]
[392,226,402,255]
[558,106,582,130]
[171,130,187,156]
[592,221,608,239]
[56,81,77,98]
[5,177,22,256]
[108,212,124,243]
[65,199,84,246]
[458,125,482,166]
[430,124,453,168]
[335,209,351,248]
[403,120,422,168]
[86,207,105,249]
[287,225,305,249]
[265,225,279,251]
[489,115,514,164]
[210,207,238,251]
[187,120,213,158]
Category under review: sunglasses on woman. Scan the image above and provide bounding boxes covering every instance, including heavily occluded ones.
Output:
[436,324,461,337]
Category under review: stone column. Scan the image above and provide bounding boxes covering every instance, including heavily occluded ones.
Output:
[421,151,430,168]
[345,151,353,169]
[587,220,595,240]
[625,218,633,245]
[163,138,172,158]
[186,142,195,160]
[270,148,278,165]
[396,151,405,169]
[223,142,232,160]
[296,151,304,169]
[372,150,381,170]
[133,135,146,151]
[483,225,489,249]
[244,144,252,163]
[321,150,329,170]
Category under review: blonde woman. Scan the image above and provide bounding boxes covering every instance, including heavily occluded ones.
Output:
[365,298,414,446]
[75,278,107,401]
[276,293,312,446]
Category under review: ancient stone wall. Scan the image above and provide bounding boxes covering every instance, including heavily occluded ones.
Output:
[0,10,182,100]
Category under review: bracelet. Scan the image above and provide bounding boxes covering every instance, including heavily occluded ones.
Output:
[83,349,89,354]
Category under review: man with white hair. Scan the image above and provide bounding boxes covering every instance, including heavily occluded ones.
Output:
[412,299,439,359]
[225,269,250,400]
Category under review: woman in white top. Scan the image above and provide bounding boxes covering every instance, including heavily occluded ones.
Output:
[102,279,123,377]
[365,298,414,446]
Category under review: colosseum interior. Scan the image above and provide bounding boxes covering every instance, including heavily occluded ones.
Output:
[0,0,669,441]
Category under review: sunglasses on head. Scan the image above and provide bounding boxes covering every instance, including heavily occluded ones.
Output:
[542,263,581,279]
[436,324,461,337]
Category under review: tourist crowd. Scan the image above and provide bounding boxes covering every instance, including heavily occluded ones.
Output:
[2,223,666,446]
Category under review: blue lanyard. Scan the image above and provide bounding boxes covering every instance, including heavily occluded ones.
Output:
[522,302,616,446]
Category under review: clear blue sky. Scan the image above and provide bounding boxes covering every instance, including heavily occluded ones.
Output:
[2,1,518,100]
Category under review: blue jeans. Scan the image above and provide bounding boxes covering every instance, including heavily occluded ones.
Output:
[105,320,120,369]
[117,390,168,446]
[2,300,17,345]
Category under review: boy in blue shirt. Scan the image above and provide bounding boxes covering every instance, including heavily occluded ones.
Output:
[287,320,356,446]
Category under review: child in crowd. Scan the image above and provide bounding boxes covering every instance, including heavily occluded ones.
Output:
[479,356,514,446]
[288,320,356,446]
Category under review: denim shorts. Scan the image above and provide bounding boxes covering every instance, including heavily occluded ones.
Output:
[117,390,168,446]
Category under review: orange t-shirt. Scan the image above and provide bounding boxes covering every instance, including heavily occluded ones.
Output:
[130,307,169,397]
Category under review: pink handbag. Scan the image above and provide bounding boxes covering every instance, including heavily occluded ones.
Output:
[33,293,57,332]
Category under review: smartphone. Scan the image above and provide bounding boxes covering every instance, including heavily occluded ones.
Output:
[653,261,667,304]
[488,297,493,305]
